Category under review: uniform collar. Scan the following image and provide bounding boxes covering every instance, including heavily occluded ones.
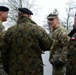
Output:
[17,16,36,25]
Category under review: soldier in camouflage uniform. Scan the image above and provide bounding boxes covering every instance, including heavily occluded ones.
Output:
[0,6,9,75]
[66,13,76,75]
[66,28,76,75]
[1,8,55,75]
[47,13,70,75]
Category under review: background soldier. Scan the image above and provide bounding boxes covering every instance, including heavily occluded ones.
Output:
[1,8,55,75]
[66,13,76,75]
[47,13,69,75]
[0,6,9,75]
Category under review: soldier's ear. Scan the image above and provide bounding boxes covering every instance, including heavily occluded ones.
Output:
[0,12,2,17]
[0,11,2,15]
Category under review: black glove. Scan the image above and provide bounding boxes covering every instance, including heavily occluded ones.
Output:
[68,28,76,37]
[53,60,65,68]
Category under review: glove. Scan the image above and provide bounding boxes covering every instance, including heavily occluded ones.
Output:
[53,60,65,68]
[51,54,66,68]
[68,28,76,37]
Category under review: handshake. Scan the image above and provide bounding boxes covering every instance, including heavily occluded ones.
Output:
[51,54,66,68]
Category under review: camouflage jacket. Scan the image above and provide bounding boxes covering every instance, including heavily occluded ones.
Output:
[67,33,76,58]
[49,25,69,63]
[66,32,76,75]
[0,21,5,69]
[1,16,54,75]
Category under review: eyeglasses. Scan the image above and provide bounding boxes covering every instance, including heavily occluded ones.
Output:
[48,18,54,21]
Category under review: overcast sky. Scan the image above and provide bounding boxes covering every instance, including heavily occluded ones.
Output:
[31,0,76,27]
[1,0,76,29]
[32,0,68,26]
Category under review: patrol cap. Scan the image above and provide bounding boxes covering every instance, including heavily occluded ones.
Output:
[47,13,58,20]
[0,6,9,11]
[18,8,33,15]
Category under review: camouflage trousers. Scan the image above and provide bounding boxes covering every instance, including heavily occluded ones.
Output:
[52,65,66,75]
[66,55,76,75]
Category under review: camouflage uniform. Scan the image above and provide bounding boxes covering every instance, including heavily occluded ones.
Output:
[49,25,69,75]
[0,21,6,75]
[1,16,54,75]
[66,33,76,75]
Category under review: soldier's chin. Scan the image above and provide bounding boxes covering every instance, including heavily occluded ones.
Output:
[50,25,54,27]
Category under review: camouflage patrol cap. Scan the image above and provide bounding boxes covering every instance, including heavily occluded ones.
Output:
[18,8,33,15]
[0,6,9,11]
[47,13,58,20]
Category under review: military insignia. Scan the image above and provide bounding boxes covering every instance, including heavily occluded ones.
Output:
[70,37,75,40]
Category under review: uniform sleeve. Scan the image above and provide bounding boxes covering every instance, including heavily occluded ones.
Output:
[1,28,12,74]
[58,31,70,62]
[32,25,54,51]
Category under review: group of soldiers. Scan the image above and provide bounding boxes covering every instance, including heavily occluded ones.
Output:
[0,5,76,75]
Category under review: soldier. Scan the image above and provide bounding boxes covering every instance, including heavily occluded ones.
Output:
[1,8,55,75]
[0,6,9,75]
[66,28,76,75]
[66,13,76,75]
[47,13,70,75]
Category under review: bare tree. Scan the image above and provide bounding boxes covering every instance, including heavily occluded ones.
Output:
[62,0,76,30]
[7,0,37,21]
[1,0,40,29]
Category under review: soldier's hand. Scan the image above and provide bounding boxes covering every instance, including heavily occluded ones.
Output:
[53,60,66,68]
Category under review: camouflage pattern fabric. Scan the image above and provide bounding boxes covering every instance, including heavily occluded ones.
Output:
[66,33,76,75]
[1,16,54,75]
[53,66,66,75]
[49,25,69,75]
[0,21,6,75]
